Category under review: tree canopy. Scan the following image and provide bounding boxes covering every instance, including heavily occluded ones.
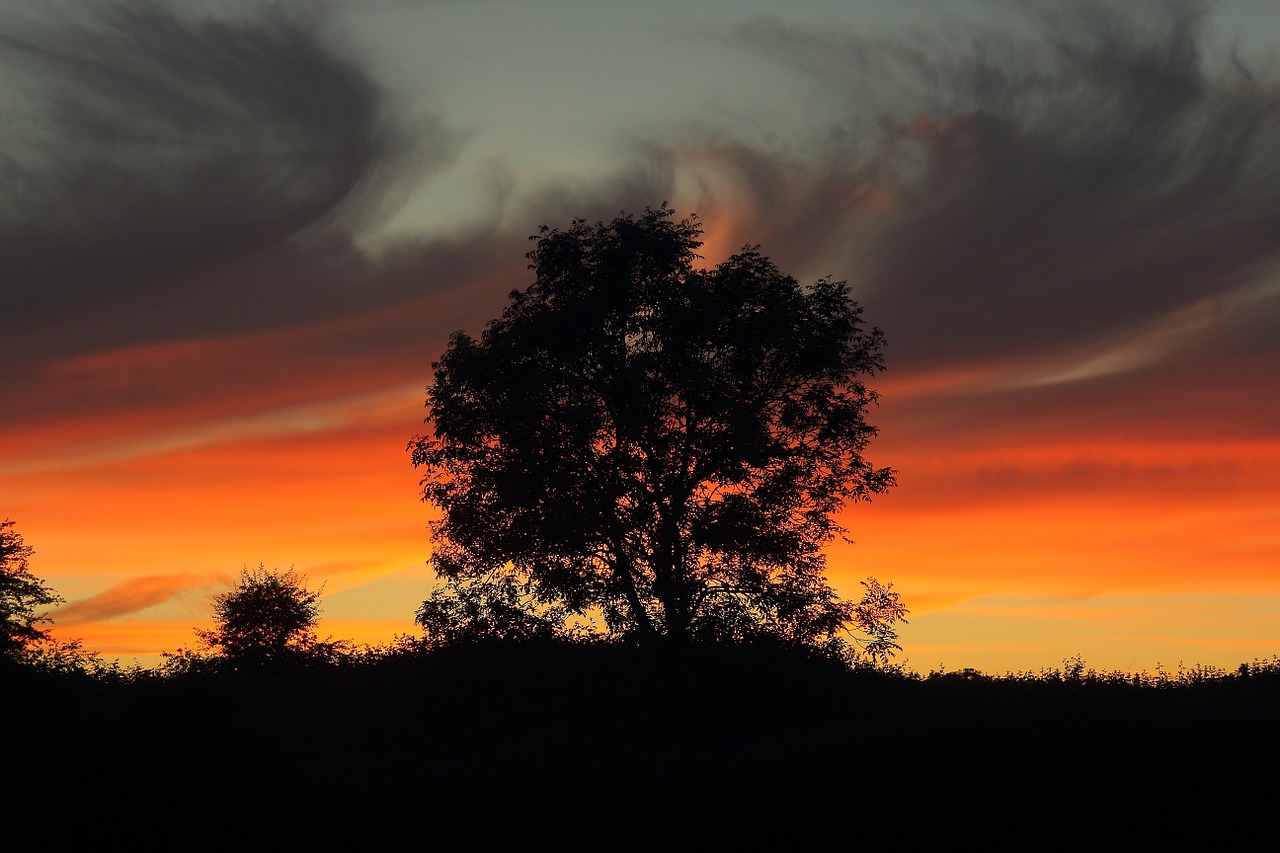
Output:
[411,206,899,652]
[0,519,64,662]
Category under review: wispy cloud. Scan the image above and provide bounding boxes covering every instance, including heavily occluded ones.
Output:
[0,1,453,360]
[0,383,427,475]
[712,0,1280,379]
[52,571,231,624]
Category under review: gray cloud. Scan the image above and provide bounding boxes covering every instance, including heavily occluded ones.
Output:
[5,0,1278,451]
[726,0,1280,373]
[0,1,452,353]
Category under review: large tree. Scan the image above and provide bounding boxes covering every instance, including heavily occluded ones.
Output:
[411,207,897,649]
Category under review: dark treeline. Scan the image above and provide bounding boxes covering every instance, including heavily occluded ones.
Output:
[4,642,1279,849]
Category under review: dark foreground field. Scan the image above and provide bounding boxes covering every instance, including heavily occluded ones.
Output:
[4,643,1277,850]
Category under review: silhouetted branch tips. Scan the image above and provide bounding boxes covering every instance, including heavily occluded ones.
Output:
[0,519,63,663]
[851,577,909,664]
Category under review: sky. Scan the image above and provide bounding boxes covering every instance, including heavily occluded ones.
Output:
[3,0,1279,672]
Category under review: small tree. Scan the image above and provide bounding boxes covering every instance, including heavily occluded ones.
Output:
[411,207,900,652]
[189,565,332,665]
[0,519,64,662]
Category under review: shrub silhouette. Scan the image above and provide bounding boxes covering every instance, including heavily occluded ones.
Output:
[167,565,341,670]
[411,206,899,653]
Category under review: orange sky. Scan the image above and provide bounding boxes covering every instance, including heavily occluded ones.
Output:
[7,351,1277,673]
[4,1,1279,674]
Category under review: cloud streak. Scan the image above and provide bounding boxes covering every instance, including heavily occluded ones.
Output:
[52,571,230,625]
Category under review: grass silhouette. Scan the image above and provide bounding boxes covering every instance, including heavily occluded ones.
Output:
[4,643,1277,848]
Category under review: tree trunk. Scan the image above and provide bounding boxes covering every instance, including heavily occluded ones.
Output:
[653,518,692,647]
[611,540,658,645]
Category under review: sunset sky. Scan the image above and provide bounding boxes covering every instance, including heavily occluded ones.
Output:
[3,0,1279,673]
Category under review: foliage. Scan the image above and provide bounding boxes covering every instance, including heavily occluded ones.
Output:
[0,519,65,662]
[411,206,898,650]
[170,565,341,669]
[416,575,579,647]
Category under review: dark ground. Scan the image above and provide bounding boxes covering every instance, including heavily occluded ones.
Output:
[3,642,1277,850]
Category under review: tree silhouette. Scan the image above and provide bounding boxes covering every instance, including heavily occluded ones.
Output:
[0,519,64,662]
[184,565,334,666]
[411,206,898,650]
